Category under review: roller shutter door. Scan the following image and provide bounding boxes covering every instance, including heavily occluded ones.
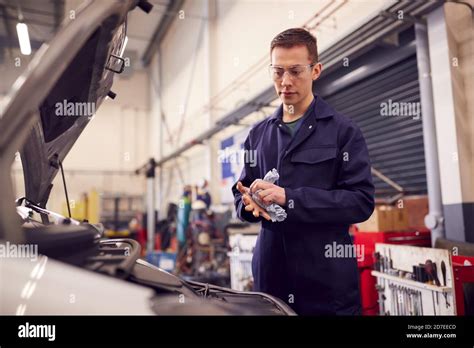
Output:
[322,55,427,198]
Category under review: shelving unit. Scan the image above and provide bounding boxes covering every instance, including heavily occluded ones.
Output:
[99,194,144,237]
[371,271,453,293]
[372,244,456,315]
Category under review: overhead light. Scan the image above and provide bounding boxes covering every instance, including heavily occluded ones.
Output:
[16,22,31,56]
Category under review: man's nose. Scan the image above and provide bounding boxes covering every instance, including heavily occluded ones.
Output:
[281,73,292,87]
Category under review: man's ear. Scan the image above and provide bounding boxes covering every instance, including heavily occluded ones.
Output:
[312,62,323,81]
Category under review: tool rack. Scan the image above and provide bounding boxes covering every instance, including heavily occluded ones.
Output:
[372,244,456,315]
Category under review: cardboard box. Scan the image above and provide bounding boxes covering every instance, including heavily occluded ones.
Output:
[392,206,409,231]
[357,196,428,232]
[357,205,394,232]
[404,195,429,229]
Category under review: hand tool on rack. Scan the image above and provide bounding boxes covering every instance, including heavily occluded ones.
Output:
[394,284,398,316]
[375,283,385,314]
[425,260,441,311]
[388,249,393,272]
[440,261,450,308]
[419,290,424,315]
[374,252,381,272]
[381,293,387,315]
[389,283,395,315]
[441,260,447,286]
[405,288,414,315]
[412,289,418,315]
[408,289,412,315]
[413,265,419,281]
[404,287,408,315]
[400,286,404,316]
[406,287,410,316]
[390,284,393,316]
[425,259,441,286]
[398,286,402,316]
[413,264,428,283]
[399,285,405,315]
[443,291,450,309]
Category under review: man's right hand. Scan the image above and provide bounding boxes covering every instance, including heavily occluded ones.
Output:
[237,181,271,221]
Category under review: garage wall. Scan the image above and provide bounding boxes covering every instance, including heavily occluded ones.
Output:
[147,0,211,216]
[150,0,395,215]
[445,2,474,204]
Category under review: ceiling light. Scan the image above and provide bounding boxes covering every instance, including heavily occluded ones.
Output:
[16,22,31,56]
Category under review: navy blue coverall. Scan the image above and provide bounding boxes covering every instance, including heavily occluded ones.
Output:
[232,95,375,315]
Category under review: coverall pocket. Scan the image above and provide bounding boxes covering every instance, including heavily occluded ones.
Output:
[290,146,337,164]
[290,146,338,188]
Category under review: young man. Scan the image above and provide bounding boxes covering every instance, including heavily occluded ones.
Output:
[232,28,374,315]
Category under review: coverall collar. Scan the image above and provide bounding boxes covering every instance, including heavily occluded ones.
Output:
[268,94,335,124]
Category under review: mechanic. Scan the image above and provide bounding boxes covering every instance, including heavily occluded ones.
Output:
[232,28,375,315]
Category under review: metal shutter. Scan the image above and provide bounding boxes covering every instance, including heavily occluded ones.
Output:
[322,55,427,198]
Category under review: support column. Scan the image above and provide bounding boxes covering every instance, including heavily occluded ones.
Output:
[426,6,474,242]
[415,22,445,246]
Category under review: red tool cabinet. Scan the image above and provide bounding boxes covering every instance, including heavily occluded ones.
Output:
[452,255,474,316]
[352,228,432,315]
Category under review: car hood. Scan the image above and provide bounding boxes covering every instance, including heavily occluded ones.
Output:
[0,0,140,242]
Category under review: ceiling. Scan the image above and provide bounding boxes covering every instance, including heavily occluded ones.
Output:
[0,0,62,56]
[126,0,170,67]
[0,0,171,94]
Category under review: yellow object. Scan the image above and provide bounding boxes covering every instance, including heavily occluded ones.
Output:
[62,200,86,221]
[61,189,100,223]
[104,229,131,238]
[87,189,100,224]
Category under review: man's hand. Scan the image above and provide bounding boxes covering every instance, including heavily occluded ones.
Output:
[237,181,271,221]
[249,179,286,206]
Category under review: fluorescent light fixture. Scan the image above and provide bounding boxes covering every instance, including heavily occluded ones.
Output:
[120,35,128,57]
[16,22,31,55]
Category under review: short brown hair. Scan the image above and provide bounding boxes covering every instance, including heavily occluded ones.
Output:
[270,28,318,63]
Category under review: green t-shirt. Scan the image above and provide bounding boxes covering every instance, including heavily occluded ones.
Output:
[282,98,315,137]
[284,117,304,137]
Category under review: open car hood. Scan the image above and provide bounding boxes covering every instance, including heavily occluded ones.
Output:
[0,0,142,242]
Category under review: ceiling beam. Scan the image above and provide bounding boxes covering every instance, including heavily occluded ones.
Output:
[1,13,56,27]
[0,2,55,16]
[142,0,185,66]
[0,3,14,58]
[53,0,64,31]
[0,35,43,49]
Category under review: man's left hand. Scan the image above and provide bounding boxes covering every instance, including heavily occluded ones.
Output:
[249,179,286,206]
